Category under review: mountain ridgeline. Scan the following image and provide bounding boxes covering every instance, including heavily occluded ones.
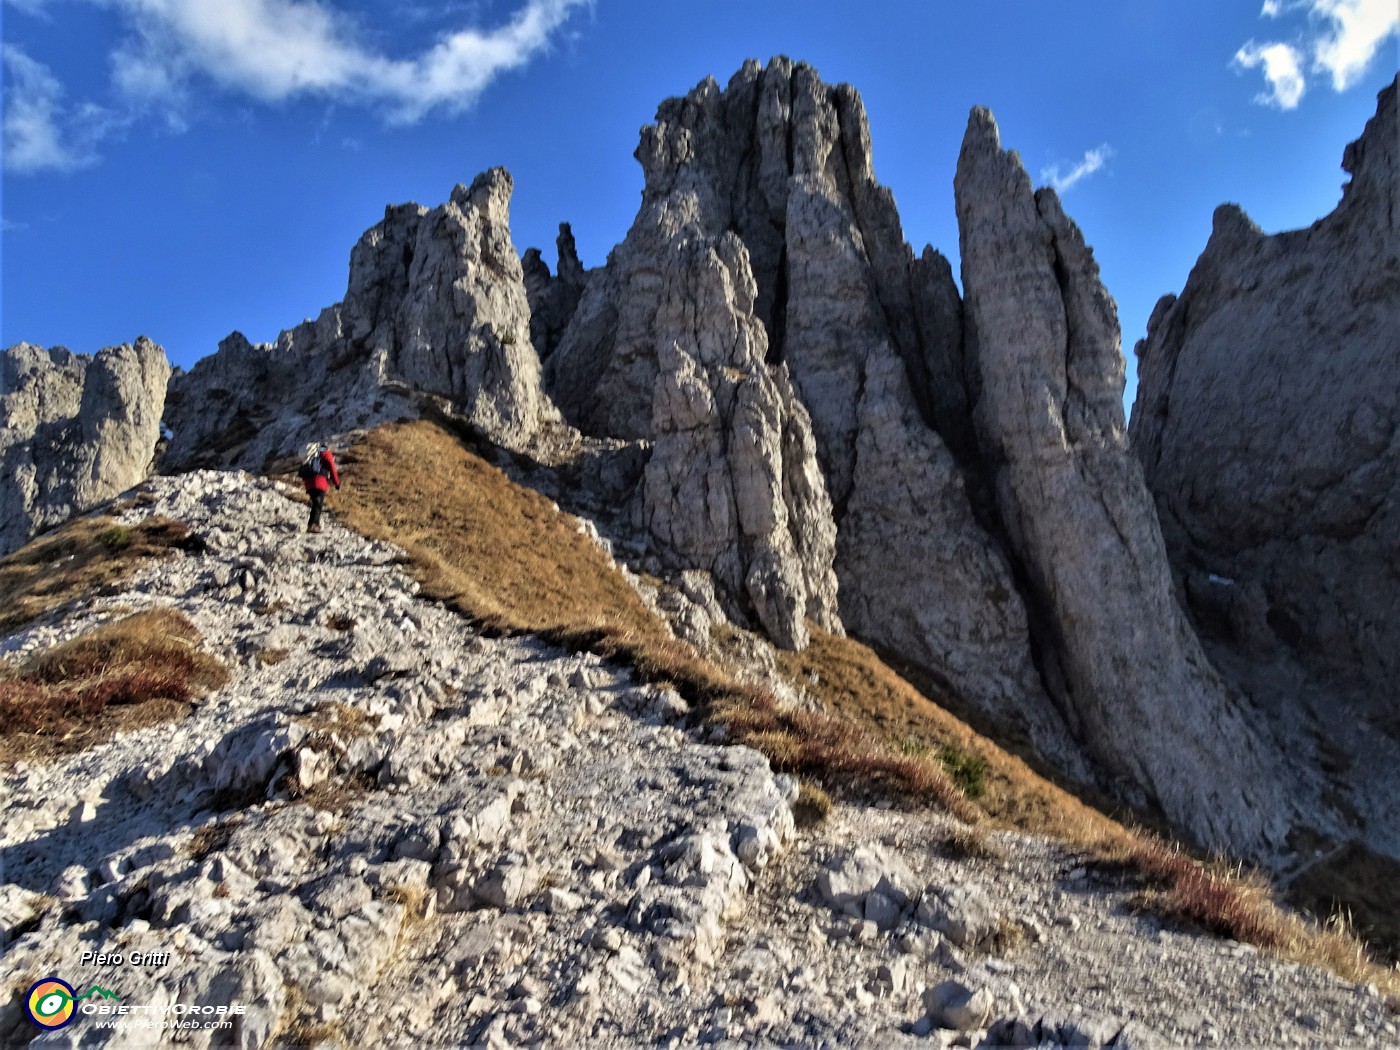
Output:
[5,61,1397,871]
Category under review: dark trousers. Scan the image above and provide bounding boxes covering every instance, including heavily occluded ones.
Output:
[308,489,325,530]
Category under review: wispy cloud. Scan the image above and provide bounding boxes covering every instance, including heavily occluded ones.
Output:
[105,0,589,124]
[2,46,124,173]
[1236,0,1398,108]
[2,0,53,17]
[1233,40,1307,108]
[3,0,589,174]
[1040,144,1115,194]
[1309,0,1399,90]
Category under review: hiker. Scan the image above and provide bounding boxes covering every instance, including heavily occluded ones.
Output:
[298,442,341,533]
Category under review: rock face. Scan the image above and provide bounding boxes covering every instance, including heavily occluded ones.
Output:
[523,223,588,360]
[163,168,554,472]
[1131,77,1400,745]
[543,60,1063,767]
[0,337,170,555]
[953,107,1290,854]
[640,232,839,649]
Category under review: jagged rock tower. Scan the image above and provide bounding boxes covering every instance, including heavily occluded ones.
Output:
[163,168,556,472]
[544,58,1060,755]
[1131,76,1400,846]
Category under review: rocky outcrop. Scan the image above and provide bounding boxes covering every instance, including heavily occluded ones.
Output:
[1131,78,1400,745]
[641,233,839,649]
[954,107,1291,854]
[163,169,554,472]
[1,471,1387,1049]
[523,223,588,360]
[543,60,1064,769]
[0,337,170,555]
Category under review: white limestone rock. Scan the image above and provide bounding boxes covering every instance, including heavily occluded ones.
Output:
[0,337,169,555]
[163,168,555,472]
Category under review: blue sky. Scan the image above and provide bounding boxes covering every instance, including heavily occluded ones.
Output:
[2,1,1396,412]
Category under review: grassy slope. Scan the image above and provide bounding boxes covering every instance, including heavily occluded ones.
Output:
[0,515,226,762]
[327,417,1397,997]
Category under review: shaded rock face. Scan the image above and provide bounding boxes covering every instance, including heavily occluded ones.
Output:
[523,223,588,360]
[954,108,1291,854]
[1131,77,1400,744]
[0,337,170,555]
[544,59,1064,767]
[164,169,554,472]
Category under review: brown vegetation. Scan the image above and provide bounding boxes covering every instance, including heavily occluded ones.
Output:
[1092,835,1396,994]
[0,515,198,633]
[0,608,227,762]
[773,628,1122,843]
[331,417,1399,996]
[330,420,975,819]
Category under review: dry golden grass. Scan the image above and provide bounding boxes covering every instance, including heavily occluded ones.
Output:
[769,630,1400,994]
[773,628,1122,843]
[0,515,198,634]
[332,419,665,642]
[328,417,1400,997]
[940,822,1005,862]
[1092,835,1399,996]
[0,608,228,763]
[793,781,833,829]
[328,419,976,821]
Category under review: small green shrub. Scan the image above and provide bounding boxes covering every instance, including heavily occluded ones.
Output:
[938,744,988,800]
[96,525,131,551]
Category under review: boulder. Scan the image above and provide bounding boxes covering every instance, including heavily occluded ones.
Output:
[953,105,1291,856]
[0,337,169,555]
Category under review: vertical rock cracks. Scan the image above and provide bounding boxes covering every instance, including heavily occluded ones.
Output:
[953,107,1292,854]
[51,56,1389,863]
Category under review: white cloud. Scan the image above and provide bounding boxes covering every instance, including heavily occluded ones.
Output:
[107,0,588,123]
[1040,144,1115,194]
[1236,0,1398,108]
[1233,40,1308,109]
[2,46,116,173]
[3,0,587,175]
[1308,0,1400,90]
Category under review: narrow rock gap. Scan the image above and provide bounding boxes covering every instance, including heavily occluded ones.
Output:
[767,242,789,366]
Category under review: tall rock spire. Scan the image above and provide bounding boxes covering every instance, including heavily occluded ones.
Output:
[544,58,1075,769]
[954,106,1291,854]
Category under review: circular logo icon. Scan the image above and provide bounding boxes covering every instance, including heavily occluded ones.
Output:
[25,978,77,1030]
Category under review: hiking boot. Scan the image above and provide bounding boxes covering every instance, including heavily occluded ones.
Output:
[308,524,321,534]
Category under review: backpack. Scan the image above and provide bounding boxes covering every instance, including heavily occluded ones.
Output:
[297,444,324,482]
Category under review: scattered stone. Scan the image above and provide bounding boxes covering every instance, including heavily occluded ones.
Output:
[923,978,995,1031]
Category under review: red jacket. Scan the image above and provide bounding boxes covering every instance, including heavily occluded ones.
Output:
[303,449,341,494]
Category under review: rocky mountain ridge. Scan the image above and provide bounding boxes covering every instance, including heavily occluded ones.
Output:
[4,62,1397,909]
